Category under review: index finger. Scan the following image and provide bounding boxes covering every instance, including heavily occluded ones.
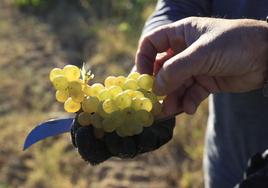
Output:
[135,22,185,74]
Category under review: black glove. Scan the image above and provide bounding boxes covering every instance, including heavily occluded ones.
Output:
[70,115,175,165]
[236,150,268,188]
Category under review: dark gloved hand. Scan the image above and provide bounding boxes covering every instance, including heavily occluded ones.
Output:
[70,115,175,165]
[236,150,268,188]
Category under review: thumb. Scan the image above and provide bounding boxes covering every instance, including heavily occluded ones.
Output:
[153,39,205,96]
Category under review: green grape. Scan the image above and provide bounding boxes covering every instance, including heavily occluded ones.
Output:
[108,85,122,99]
[68,81,82,95]
[123,78,138,90]
[114,76,126,87]
[127,72,140,80]
[104,76,116,87]
[63,65,80,81]
[49,68,63,82]
[132,90,144,98]
[55,89,69,103]
[77,112,91,126]
[135,110,154,127]
[116,125,129,137]
[70,91,84,103]
[64,97,81,113]
[137,74,154,91]
[102,112,123,132]
[102,99,118,113]
[83,84,91,96]
[97,102,110,118]
[52,75,69,91]
[98,89,111,101]
[91,113,103,129]
[115,92,132,109]
[128,120,143,135]
[132,97,152,112]
[81,96,99,113]
[122,89,144,99]
[91,83,104,97]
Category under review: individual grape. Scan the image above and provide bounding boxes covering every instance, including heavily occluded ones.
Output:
[68,81,82,95]
[49,68,63,82]
[104,76,116,87]
[91,83,104,97]
[102,113,123,132]
[108,85,122,99]
[91,113,103,129]
[128,121,143,135]
[123,78,138,90]
[71,91,85,103]
[52,75,69,91]
[131,97,143,110]
[115,92,132,109]
[102,99,118,113]
[77,112,91,126]
[135,110,154,127]
[63,65,80,81]
[114,76,126,87]
[81,96,99,113]
[137,74,154,91]
[132,90,144,98]
[83,84,91,96]
[127,72,140,80]
[55,89,69,103]
[132,97,152,112]
[97,102,110,118]
[64,97,81,113]
[116,125,129,137]
[98,89,111,101]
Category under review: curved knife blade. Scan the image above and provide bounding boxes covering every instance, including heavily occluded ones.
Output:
[23,118,74,150]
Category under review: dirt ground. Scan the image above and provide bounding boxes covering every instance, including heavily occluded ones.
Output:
[0,1,208,187]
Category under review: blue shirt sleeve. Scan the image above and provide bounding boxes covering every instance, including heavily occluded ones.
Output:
[142,0,212,35]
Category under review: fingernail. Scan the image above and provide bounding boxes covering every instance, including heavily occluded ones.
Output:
[153,74,165,95]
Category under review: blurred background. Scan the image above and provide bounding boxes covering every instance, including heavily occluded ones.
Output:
[0,0,208,187]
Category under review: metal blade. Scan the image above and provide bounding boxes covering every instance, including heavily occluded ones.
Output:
[23,118,74,150]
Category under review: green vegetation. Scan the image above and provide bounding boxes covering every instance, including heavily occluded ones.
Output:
[0,0,207,187]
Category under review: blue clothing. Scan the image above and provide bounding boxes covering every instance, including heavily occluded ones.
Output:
[142,1,268,187]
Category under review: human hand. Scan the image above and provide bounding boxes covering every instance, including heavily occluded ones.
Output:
[71,114,175,165]
[136,17,268,115]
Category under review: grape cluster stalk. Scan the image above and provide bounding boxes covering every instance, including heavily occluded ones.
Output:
[49,64,165,138]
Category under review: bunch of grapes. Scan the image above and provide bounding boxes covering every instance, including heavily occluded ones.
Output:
[49,64,164,138]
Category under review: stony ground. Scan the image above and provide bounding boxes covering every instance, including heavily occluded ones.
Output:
[0,1,208,187]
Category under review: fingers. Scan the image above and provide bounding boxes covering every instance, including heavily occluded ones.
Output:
[135,23,186,74]
[182,82,210,114]
[153,38,205,96]
[153,49,174,75]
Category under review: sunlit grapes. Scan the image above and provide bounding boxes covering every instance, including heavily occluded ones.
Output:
[55,89,69,103]
[52,75,69,91]
[49,68,63,82]
[63,65,80,81]
[64,97,81,113]
[49,64,165,137]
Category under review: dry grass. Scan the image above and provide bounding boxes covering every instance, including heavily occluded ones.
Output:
[0,1,208,187]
